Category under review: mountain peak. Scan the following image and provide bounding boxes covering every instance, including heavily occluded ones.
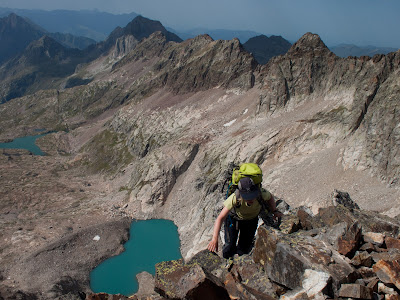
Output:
[22,35,72,63]
[287,32,331,56]
[124,15,182,43]
[243,34,292,64]
[3,12,22,25]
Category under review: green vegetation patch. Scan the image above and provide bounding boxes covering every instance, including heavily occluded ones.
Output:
[81,129,133,174]
[313,105,350,125]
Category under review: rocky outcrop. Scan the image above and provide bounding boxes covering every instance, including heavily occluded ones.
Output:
[157,35,256,93]
[127,143,199,216]
[111,35,139,59]
[86,293,130,299]
[257,33,338,113]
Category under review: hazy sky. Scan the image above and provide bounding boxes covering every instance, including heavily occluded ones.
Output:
[1,0,399,48]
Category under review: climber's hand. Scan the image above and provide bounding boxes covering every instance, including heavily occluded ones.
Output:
[207,238,218,253]
[272,210,283,221]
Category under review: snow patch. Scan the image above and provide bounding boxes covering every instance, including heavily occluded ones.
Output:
[223,119,236,127]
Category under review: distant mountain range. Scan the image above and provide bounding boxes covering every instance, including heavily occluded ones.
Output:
[0,8,399,103]
[169,28,264,43]
[329,44,398,58]
[0,13,95,64]
[0,8,138,41]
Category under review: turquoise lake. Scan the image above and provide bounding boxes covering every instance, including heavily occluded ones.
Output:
[90,219,181,296]
[0,134,46,155]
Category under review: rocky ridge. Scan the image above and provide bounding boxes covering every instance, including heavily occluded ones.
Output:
[88,194,400,300]
[0,23,399,300]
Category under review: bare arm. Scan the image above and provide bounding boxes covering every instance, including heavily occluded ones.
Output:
[207,207,230,253]
[267,195,277,211]
[267,195,282,220]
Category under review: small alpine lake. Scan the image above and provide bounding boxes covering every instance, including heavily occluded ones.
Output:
[0,134,47,155]
[90,219,182,296]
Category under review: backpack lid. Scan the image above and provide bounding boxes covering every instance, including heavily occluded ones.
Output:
[238,177,260,201]
[232,163,263,185]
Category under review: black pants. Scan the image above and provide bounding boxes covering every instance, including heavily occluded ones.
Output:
[223,215,258,259]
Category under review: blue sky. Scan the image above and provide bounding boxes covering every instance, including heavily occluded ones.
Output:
[1,0,399,48]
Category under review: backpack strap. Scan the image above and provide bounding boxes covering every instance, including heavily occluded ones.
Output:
[232,189,267,220]
[234,189,242,208]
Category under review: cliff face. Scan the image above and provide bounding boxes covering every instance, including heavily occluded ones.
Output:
[0,27,399,299]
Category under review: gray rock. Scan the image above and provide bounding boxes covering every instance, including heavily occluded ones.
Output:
[338,283,373,299]
[364,232,386,247]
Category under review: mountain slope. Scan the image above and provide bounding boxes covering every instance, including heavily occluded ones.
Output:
[47,32,96,50]
[0,15,183,103]
[0,35,84,102]
[111,33,255,95]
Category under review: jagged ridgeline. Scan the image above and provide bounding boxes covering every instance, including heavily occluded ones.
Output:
[0,12,400,300]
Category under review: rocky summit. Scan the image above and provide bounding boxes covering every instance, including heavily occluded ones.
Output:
[0,14,399,300]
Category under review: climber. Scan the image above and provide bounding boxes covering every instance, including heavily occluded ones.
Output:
[207,177,282,259]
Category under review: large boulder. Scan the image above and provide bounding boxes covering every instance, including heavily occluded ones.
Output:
[253,225,355,296]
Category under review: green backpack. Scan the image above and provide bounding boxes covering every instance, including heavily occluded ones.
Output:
[222,163,263,199]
